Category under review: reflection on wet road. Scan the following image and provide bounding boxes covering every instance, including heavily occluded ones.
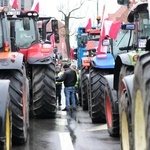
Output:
[12,88,121,150]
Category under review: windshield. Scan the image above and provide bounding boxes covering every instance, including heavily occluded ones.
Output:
[15,18,36,48]
[138,12,150,38]
[113,29,133,57]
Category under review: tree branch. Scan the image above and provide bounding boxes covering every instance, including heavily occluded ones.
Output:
[69,16,85,19]
[68,1,84,17]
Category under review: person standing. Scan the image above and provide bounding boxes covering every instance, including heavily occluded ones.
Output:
[56,64,77,111]
[56,66,63,106]
[70,65,79,106]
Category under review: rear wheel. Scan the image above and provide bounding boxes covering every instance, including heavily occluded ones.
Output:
[105,83,119,137]
[89,67,106,123]
[132,52,150,150]
[0,65,28,144]
[32,61,56,118]
[118,65,134,150]
[80,66,89,110]
[118,65,134,99]
[119,88,131,150]
[118,65,133,149]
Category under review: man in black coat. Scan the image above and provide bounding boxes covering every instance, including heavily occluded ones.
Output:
[56,64,77,111]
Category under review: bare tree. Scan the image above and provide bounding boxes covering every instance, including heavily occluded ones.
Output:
[57,0,87,59]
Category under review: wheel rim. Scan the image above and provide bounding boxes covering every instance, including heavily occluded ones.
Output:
[134,90,146,150]
[105,93,112,127]
[6,108,11,150]
[121,111,129,150]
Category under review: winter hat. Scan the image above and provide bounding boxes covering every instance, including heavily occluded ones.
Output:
[63,64,69,69]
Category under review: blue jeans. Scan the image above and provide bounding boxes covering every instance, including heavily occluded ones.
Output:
[64,86,76,109]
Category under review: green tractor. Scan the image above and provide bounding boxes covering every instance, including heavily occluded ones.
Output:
[104,0,149,149]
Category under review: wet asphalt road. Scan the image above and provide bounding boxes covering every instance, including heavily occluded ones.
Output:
[12,89,121,150]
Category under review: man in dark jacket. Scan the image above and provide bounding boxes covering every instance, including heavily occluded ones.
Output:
[56,64,77,111]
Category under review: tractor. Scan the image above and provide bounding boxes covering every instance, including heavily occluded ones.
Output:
[0,7,29,145]
[104,0,149,149]
[7,10,60,118]
[0,80,11,150]
[80,28,99,110]
[85,19,125,124]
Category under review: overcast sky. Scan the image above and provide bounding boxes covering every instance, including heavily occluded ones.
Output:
[39,0,121,47]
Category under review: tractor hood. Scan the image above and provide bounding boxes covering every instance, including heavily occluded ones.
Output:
[19,43,55,64]
[92,53,115,69]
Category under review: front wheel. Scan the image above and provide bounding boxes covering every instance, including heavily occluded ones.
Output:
[89,67,106,123]
[80,66,89,110]
[132,52,150,150]
[105,83,119,137]
[32,61,57,118]
[0,65,28,144]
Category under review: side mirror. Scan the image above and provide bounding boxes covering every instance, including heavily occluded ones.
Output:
[51,20,60,43]
[102,39,110,46]
[53,46,58,54]
[121,23,135,30]
[23,17,30,30]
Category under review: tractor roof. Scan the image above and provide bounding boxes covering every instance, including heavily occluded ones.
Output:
[87,28,100,35]
[7,10,39,18]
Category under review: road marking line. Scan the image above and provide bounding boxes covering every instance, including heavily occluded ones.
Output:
[57,111,67,115]
[83,124,108,132]
[55,119,68,126]
[59,132,74,150]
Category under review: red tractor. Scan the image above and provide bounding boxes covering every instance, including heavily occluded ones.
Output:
[7,10,60,118]
[0,80,11,149]
[0,7,29,145]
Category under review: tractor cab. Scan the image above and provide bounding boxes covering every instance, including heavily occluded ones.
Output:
[7,9,60,63]
[0,7,11,52]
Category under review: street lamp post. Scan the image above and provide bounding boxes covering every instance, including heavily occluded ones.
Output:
[97,0,98,16]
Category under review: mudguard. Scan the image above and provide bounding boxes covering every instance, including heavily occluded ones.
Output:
[116,52,137,67]
[27,54,54,64]
[122,74,134,103]
[114,51,137,91]
[104,74,114,89]
[0,52,23,70]
[104,74,118,114]
[0,80,10,142]
[92,53,115,69]
[26,43,54,64]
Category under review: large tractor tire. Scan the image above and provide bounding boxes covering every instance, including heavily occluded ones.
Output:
[118,65,134,99]
[32,61,57,118]
[105,83,119,137]
[78,74,82,106]
[118,65,134,149]
[132,52,150,150]
[80,66,89,110]
[89,67,107,123]
[0,65,28,144]
[119,78,133,150]
[0,80,12,150]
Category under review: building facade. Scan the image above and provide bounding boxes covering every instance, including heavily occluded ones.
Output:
[0,0,33,10]
[0,0,67,59]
